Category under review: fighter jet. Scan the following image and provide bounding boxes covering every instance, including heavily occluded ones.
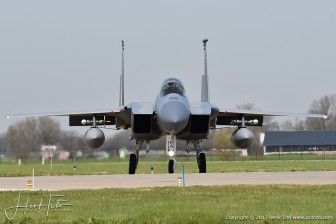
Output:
[8,39,327,174]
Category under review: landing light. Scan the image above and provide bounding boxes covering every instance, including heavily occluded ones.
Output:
[168,151,175,157]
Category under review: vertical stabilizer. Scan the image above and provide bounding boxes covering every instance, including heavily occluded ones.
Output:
[119,40,125,107]
[201,39,210,102]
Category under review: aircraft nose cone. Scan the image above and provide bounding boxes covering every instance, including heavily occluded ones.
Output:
[158,101,189,133]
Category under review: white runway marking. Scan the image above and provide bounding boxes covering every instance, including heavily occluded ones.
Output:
[1,172,336,191]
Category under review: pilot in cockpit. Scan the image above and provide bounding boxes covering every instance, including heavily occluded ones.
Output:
[160,82,185,97]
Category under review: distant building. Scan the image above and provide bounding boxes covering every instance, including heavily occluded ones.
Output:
[263,131,336,153]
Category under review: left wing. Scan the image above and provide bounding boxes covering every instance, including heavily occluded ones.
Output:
[216,108,327,127]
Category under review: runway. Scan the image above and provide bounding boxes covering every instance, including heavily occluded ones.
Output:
[1,171,336,191]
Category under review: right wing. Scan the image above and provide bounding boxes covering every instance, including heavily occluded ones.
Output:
[7,108,120,126]
[6,102,152,129]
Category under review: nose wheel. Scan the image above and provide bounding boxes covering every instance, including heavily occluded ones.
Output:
[168,158,175,174]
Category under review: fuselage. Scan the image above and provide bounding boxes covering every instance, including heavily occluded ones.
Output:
[155,78,190,134]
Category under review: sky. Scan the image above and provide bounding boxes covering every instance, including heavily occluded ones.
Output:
[0,0,335,135]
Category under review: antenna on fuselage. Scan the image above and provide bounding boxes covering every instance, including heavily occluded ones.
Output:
[201,38,210,102]
[119,40,125,107]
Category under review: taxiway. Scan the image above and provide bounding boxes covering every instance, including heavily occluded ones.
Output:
[1,171,336,191]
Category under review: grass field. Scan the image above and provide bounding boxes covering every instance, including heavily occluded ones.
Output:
[0,185,335,224]
[1,155,336,223]
[2,156,336,177]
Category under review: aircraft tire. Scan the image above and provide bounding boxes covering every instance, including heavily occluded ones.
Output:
[129,153,137,174]
[168,159,175,174]
[198,152,206,173]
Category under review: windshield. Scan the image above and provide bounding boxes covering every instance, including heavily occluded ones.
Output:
[160,82,185,97]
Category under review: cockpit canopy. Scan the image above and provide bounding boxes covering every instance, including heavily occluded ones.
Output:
[160,80,185,97]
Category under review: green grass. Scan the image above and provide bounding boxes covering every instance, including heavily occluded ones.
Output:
[0,185,335,223]
[210,152,336,161]
[1,157,336,177]
[262,153,336,161]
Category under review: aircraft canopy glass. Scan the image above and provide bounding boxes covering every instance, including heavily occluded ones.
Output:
[160,82,185,97]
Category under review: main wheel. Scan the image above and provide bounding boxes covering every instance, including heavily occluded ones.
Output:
[129,153,137,174]
[168,159,175,174]
[198,152,206,173]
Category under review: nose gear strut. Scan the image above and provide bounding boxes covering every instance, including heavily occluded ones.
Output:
[167,134,176,174]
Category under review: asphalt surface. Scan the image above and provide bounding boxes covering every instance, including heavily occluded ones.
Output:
[1,171,336,191]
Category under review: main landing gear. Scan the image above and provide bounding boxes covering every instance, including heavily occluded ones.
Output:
[197,152,206,173]
[190,140,206,173]
[128,152,138,174]
[129,140,146,174]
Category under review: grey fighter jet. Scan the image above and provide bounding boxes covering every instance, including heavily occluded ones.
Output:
[8,39,327,174]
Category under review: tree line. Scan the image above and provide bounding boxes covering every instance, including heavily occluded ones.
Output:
[1,94,335,159]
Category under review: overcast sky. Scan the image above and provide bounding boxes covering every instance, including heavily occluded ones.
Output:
[0,1,335,135]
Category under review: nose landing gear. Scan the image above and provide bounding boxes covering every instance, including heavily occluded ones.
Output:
[167,134,176,174]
